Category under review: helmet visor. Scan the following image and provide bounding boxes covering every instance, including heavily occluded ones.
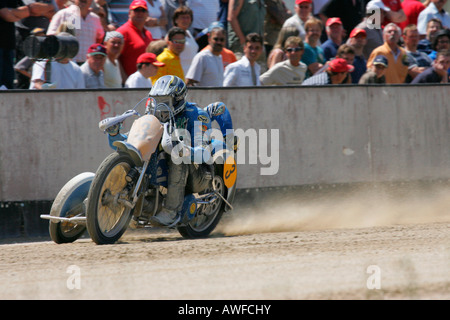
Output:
[146,95,174,122]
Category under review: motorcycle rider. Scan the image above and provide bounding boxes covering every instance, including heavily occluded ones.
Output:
[107,75,234,226]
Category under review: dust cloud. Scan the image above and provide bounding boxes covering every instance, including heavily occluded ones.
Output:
[216,183,450,236]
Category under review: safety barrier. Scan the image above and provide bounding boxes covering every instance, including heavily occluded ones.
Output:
[1,84,449,238]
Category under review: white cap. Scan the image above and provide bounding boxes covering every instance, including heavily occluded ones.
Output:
[366,0,391,12]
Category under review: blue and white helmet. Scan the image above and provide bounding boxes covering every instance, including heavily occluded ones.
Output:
[148,75,187,117]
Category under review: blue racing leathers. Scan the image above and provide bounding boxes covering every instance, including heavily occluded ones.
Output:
[107,101,234,214]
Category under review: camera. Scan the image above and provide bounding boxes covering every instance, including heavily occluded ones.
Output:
[23,33,79,60]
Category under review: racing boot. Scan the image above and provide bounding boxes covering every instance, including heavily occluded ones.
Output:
[150,207,178,227]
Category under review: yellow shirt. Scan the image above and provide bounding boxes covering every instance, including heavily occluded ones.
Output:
[151,48,185,83]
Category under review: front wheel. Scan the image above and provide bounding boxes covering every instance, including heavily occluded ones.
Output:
[177,169,226,239]
[86,152,135,244]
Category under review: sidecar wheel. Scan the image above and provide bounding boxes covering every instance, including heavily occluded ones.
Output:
[86,152,135,245]
[48,172,94,244]
[177,172,225,239]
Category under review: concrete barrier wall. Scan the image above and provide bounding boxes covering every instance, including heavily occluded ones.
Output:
[1,85,450,202]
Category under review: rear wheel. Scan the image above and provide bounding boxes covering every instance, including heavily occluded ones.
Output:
[86,152,135,244]
[177,167,226,238]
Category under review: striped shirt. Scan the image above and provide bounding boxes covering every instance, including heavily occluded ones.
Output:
[301,72,331,85]
[47,5,104,63]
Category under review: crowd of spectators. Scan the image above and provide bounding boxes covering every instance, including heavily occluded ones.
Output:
[1,0,450,90]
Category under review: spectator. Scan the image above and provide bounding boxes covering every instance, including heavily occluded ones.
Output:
[403,24,433,82]
[313,0,328,16]
[29,32,85,89]
[264,0,291,54]
[301,17,325,77]
[161,0,186,31]
[267,26,300,69]
[108,0,141,28]
[355,0,387,60]
[146,39,168,55]
[144,0,167,40]
[315,44,356,84]
[302,57,354,85]
[260,36,307,85]
[398,0,426,30]
[80,43,107,89]
[125,52,165,87]
[103,31,125,88]
[321,17,344,61]
[91,0,117,31]
[0,0,54,89]
[151,26,186,82]
[359,54,388,84]
[224,32,264,86]
[381,0,406,26]
[47,0,104,65]
[199,24,237,70]
[411,49,450,83]
[185,26,226,87]
[14,27,46,89]
[429,29,450,61]
[318,0,365,41]
[367,23,411,83]
[339,44,360,83]
[218,0,229,34]
[227,0,266,59]
[15,0,56,86]
[15,1,55,41]
[282,0,313,41]
[189,0,220,50]
[347,28,367,83]
[172,6,198,76]
[418,0,450,35]
[117,0,153,77]
[417,18,443,55]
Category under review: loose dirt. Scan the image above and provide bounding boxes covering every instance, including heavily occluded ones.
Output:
[1,184,449,300]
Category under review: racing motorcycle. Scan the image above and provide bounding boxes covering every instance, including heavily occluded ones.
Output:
[41,95,237,245]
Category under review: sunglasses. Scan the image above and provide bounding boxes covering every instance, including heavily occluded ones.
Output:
[133,8,147,13]
[171,39,186,44]
[212,37,225,42]
[286,47,303,53]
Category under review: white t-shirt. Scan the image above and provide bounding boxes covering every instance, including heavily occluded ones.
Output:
[187,0,220,30]
[30,60,85,89]
[145,0,165,39]
[186,49,223,86]
[282,14,306,40]
[180,30,199,76]
[259,59,307,86]
[124,70,153,88]
[103,58,122,88]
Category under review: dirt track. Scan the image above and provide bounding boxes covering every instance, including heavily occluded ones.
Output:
[1,185,449,300]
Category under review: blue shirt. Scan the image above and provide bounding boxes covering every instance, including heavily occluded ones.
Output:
[320,39,340,62]
[350,55,367,84]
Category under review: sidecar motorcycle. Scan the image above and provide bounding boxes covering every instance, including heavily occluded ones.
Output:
[41,95,237,244]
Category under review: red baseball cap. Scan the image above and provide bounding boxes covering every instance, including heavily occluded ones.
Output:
[326,17,343,27]
[137,53,165,67]
[349,28,367,38]
[295,0,312,5]
[129,0,148,10]
[87,43,107,56]
[328,58,354,73]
